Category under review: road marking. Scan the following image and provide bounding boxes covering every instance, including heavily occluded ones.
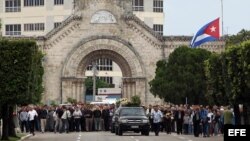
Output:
[187,140,193,141]
[135,139,139,141]
[178,136,185,140]
[77,134,81,141]
[131,136,134,138]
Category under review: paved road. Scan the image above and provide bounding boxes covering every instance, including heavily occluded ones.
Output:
[24,132,223,141]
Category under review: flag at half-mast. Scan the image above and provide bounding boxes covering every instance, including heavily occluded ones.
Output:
[190,18,220,48]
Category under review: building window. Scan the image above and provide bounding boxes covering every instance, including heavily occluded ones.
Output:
[87,58,113,71]
[5,0,21,12]
[132,0,144,11]
[24,0,44,7]
[97,77,113,85]
[5,24,21,35]
[54,0,64,5]
[153,0,163,12]
[54,22,62,28]
[153,24,163,35]
[24,23,44,31]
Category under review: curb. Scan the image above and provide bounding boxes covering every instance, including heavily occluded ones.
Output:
[18,134,32,141]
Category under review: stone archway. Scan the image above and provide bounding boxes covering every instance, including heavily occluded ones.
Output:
[61,37,147,103]
[78,49,132,77]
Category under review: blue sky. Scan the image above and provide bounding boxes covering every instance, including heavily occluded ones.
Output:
[164,0,250,36]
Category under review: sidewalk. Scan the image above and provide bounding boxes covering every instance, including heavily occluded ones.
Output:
[18,134,32,141]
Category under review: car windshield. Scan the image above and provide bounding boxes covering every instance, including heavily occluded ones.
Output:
[120,108,145,116]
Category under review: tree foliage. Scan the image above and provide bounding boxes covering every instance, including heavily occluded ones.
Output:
[149,46,211,104]
[85,77,112,95]
[130,95,141,106]
[204,53,229,105]
[226,29,250,46]
[205,40,250,106]
[67,97,77,104]
[0,39,44,105]
[0,39,44,140]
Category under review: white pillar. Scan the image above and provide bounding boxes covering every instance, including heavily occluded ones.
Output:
[123,82,127,98]
[72,82,76,100]
[81,82,85,102]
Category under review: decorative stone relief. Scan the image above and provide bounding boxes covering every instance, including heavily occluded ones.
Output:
[90,10,117,24]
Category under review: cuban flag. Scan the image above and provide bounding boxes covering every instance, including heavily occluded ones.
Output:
[191,18,220,48]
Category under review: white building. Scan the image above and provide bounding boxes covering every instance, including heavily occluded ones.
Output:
[0,0,74,36]
[0,0,165,36]
[85,59,123,88]
[133,0,164,35]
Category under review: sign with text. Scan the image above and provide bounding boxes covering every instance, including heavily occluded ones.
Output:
[224,125,250,141]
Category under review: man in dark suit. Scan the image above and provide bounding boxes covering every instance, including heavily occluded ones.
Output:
[174,107,184,134]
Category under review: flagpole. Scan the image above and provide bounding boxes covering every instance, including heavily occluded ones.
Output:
[221,0,224,36]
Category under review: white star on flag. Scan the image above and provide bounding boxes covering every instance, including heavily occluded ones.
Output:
[210,26,216,32]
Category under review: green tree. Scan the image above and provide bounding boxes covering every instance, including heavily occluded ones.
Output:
[130,95,141,106]
[85,77,112,95]
[226,29,250,46]
[0,39,44,140]
[67,97,77,104]
[148,60,167,101]
[204,53,229,105]
[225,41,250,105]
[149,46,211,104]
[205,40,250,123]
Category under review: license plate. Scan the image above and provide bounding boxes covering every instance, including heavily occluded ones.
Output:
[131,126,139,128]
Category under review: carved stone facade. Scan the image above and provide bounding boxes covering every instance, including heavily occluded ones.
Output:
[37,0,225,105]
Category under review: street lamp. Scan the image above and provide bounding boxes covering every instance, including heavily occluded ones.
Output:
[92,62,98,101]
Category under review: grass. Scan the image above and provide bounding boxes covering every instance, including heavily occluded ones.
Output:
[1,133,27,141]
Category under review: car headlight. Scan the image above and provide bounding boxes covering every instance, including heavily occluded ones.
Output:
[119,119,128,123]
[142,119,149,123]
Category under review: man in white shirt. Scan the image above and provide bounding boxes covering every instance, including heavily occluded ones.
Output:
[61,107,71,133]
[146,104,154,131]
[207,108,214,137]
[28,106,38,136]
[151,105,163,136]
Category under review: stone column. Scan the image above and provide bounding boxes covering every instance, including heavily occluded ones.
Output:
[129,82,132,101]
[123,82,127,99]
[78,81,82,102]
[126,82,129,100]
[121,80,124,98]
[72,81,76,100]
[81,81,85,102]
[77,82,79,100]
[134,78,147,105]
[61,80,67,103]
[134,81,137,97]
[131,81,135,97]
[67,81,72,102]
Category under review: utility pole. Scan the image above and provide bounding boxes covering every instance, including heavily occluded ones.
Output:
[221,0,224,36]
[92,62,97,101]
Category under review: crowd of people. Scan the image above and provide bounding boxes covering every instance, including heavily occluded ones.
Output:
[16,103,247,137]
[147,104,247,137]
[18,104,114,135]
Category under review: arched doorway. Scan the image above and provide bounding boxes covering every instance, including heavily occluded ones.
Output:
[61,37,147,104]
[82,50,129,102]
